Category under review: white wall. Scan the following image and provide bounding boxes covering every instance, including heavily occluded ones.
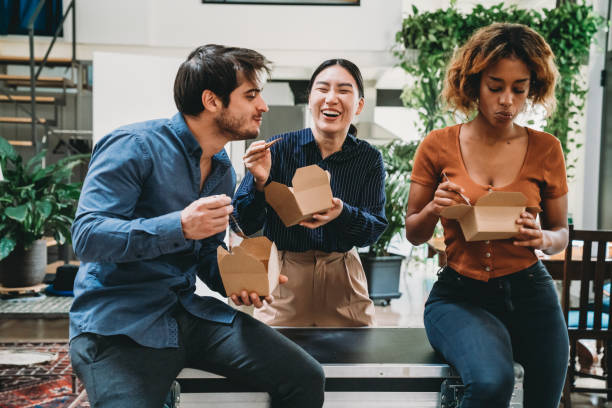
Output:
[92,52,181,142]
[76,0,401,80]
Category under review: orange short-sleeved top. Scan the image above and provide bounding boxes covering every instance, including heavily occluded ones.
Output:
[411,124,568,281]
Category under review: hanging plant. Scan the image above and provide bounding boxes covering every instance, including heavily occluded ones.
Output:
[394,1,605,177]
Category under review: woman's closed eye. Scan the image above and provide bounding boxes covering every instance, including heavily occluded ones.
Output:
[488,86,526,94]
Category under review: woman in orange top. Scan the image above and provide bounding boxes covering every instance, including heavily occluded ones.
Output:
[406,23,569,407]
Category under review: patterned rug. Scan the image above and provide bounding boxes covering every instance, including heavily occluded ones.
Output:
[0,342,89,408]
[0,375,86,408]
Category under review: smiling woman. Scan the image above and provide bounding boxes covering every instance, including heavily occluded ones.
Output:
[232,58,388,327]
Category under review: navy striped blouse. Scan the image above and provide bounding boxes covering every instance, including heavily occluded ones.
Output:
[232,128,387,252]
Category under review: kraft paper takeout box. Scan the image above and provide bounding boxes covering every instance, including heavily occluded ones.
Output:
[440,191,538,242]
[217,236,279,296]
[264,164,333,227]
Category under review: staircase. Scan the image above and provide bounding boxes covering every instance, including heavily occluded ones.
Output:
[0,0,89,153]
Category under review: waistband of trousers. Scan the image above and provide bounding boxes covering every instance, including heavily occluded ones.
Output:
[280,248,357,263]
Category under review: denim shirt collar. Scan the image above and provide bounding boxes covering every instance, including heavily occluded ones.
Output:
[170,113,201,157]
[170,112,232,168]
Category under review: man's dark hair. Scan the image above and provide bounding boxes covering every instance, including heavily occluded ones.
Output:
[174,44,272,116]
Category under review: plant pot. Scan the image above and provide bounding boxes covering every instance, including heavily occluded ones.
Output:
[0,239,47,287]
[359,254,403,306]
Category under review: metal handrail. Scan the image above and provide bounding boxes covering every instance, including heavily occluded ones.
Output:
[26,0,76,151]
[0,87,35,118]
[33,1,76,81]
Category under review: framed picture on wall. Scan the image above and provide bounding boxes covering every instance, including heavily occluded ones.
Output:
[202,0,359,5]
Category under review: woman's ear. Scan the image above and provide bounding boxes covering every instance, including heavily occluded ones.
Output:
[202,90,221,112]
[355,97,365,116]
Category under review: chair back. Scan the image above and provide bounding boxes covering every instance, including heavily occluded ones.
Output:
[561,224,612,338]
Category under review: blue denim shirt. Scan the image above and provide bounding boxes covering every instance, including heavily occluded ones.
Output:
[233,128,387,252]
[70,113,237,349]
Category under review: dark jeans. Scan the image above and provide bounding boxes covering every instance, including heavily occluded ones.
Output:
[70,306,325,408]
[424,261,569,408]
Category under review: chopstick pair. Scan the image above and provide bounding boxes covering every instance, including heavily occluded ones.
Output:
[242,138,281,160]
[263,138,281,149]
[230,214,248,239]
[442,172,471,206]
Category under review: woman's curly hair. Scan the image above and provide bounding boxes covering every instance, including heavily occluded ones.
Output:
[442,23,558,117]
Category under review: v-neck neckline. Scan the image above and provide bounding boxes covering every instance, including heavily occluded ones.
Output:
[454,123,531,190]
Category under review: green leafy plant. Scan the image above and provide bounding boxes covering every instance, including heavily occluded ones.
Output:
[370,139,420,256]
[395,1,605,177]
[0,136,88,260]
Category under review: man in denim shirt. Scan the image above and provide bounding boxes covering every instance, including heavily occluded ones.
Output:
[69,44,325,408]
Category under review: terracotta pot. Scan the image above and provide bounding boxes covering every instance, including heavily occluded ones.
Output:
[0,239,47,287]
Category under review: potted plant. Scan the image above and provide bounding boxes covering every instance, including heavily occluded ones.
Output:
[361,139,419,305]
[0,136,88,287]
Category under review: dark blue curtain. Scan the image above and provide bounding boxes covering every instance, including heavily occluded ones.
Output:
[0,0,63,36]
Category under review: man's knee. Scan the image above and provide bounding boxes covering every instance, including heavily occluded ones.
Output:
[276,356,325,407]
[301,358,325,394]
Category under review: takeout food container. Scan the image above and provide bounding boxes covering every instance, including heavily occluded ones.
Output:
[217,236,279,296]
[440,191,539,242]
[264,164,333,227]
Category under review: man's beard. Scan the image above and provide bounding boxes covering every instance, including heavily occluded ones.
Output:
[215,108,259,141]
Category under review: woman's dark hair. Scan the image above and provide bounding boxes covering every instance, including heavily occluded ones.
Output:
[442,23,558,116]
[307,58,364,136]
[174,44,272,116]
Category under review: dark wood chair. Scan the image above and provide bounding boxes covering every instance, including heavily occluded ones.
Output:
[562,224,612,406]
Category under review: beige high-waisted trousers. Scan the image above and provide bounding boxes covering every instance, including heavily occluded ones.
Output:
[254,248,375,327]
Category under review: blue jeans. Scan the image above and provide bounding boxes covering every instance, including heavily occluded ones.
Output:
[70,306,325,408]
[424,261,568,408]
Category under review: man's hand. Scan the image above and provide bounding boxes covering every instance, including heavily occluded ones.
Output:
[181,195,233,240]
[230,274,288,308]
[243,140,272,191]
[299,197,343,229]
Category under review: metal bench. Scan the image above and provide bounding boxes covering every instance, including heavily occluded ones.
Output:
[176,327,523,407]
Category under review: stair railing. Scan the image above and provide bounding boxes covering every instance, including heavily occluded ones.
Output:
[27,0,76,151]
